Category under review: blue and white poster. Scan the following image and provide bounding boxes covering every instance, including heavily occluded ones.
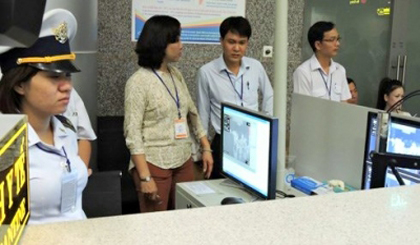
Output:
[132,0,246,44]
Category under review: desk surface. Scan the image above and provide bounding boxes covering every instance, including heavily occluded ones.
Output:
[22,185,420,244]
[176,179,305,208]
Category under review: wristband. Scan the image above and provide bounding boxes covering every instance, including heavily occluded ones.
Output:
[201,148,213,153]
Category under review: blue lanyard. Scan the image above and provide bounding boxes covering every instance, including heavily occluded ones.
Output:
[318,69,332,99]
[225,70,244,107]
[153,69,181,119]
[35,143,71,172]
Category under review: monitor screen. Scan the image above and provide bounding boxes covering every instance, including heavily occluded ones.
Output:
[362,112,420,189]
[386,117,420,157]
[220,102,278,199]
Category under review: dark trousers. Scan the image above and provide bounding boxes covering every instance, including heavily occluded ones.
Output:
[210,133,223,179]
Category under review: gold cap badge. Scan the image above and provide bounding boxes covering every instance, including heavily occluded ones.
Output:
[52,21,68,44]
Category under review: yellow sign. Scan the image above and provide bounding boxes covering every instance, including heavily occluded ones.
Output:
[377,7,391,16]
[350,0,360,5]
[0,121,29,245]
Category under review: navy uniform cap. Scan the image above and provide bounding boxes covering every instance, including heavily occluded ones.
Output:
[0,9,80,74]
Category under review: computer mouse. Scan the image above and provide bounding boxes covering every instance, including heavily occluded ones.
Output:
[220,197,245,205]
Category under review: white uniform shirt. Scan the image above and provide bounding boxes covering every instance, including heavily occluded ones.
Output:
[196,55,273,134]
[293,54,351,102]
[28,117,88,224]
[63,89,96,140]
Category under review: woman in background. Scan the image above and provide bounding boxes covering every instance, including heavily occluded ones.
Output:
[376,77,411,116]
[124,15,213,212]
[0,9,88,224]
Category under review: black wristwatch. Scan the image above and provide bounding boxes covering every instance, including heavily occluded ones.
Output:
[140,176,152,182]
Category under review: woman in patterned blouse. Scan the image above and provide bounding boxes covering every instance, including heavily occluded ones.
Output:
[124,15,213,212]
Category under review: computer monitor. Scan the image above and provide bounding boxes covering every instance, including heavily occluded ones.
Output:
[362,112,420,189]
[386,116,420,157]
[220,102,278,200]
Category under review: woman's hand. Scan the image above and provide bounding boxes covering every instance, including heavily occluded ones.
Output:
[202,151,214,179]
[199,136,214,179]
[131,154,161,202]
[140,178,161,203]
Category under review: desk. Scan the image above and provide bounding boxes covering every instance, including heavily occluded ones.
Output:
[175,179,304,209]
[21,185,420,244]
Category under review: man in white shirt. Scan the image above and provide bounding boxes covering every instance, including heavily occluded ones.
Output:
[196,16,273,178]
[64,89,97,174]
[293,21,351,102]
[347,77,358,104]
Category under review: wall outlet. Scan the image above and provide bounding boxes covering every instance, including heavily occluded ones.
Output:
[263,45,273,58]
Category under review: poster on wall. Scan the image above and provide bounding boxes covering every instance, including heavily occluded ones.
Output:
[132,0,246,44]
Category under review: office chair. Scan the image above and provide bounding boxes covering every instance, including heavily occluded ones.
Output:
[82,170,122,218]
[97,116,140,214]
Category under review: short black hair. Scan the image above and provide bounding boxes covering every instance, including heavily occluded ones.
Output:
[135,15,181,69]
[220,16,252,39]
[347,77,356,86]
[376,77,404,110]
[307,21,335,52]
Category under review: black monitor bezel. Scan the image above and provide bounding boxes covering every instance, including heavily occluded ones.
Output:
[220,102,278,200]
[361,112,377,189]
[362,112,420,189]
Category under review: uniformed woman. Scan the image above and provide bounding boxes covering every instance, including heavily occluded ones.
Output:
[0,9,88,224]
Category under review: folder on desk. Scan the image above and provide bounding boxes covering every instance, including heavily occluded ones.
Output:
[291,176,328,195]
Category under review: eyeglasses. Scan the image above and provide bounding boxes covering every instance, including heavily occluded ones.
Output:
[322,36,341,43]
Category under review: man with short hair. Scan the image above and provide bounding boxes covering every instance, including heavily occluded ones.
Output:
[347,77,358,104]
[293,21,351,102]
[196,16,273,179]
[64,89,97,175]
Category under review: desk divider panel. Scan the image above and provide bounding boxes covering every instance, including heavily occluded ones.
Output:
[289,94,380,188]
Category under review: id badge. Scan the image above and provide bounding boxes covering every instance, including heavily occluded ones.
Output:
[61,171,78,213]
[174,119,188,139]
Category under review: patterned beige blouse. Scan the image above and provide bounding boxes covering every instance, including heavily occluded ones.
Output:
[124,66,206,170]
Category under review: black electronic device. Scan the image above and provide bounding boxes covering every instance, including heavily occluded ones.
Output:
[220,197,245,205]
[362,112,420,189]
[370,152,420,188]
[0,0,46,48]
[220,102,278,200]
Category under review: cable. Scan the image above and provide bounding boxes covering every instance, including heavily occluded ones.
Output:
[387,89,420,113]
[219,179,245,190]
[219,179,259,201]
[388,89,420,112]
[386,90,418,113]
[275,190,295,198]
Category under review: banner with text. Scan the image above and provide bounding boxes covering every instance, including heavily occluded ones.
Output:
[132,0,246,44]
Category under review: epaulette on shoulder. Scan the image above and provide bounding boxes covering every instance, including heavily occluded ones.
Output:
[55,115,76,133]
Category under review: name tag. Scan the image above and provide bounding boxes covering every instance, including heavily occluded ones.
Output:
[61,171,78,213]
[174,119,188,139]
